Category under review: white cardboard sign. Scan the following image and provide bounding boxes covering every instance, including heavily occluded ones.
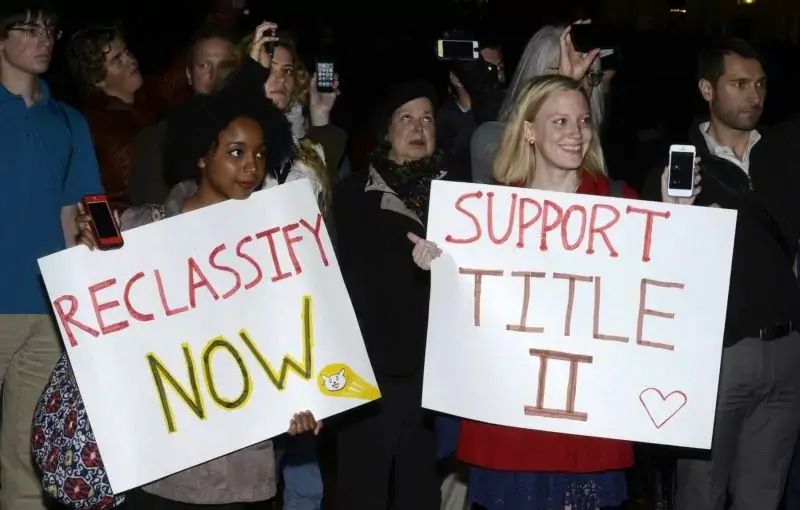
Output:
[38,180,380,492]
[422,180,736,449]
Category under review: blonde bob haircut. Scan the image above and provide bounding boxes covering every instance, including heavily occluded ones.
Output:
[493,74,606,187]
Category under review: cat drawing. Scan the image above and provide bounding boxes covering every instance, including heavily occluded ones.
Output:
[321,369,347,392]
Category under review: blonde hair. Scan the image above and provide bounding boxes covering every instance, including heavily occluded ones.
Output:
[215,32,309,107]
[493,74,606,187]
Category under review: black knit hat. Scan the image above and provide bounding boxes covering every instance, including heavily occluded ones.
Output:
[164,80,294,185]
[373,79,439,143]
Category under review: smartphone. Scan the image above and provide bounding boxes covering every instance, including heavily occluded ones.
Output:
[82,194,124,250]
[436,39,479,61]
[570,24,614,53]
[316,60,335,93]
[667,145,697,198]
[265,28,276,58]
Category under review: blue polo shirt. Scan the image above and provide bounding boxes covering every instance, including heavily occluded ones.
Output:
[0,81,103,314]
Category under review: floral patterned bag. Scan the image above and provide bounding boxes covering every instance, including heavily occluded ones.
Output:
[31,353,125,509]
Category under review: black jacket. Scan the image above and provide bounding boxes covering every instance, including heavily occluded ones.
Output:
[643,119,800,346]
[333,170,431,383]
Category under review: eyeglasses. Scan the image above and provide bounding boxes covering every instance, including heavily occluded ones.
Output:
[9,26,62,41]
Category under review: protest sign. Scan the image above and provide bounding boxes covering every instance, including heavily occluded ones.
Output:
[422,180,736,449]
[38,180,379,492]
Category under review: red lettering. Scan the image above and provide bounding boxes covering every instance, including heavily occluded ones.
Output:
[256,227,291,282]
[154,269,189,317]
[208,243,242,300]
[516,198,542,248]
[539,200,564,251]
[587,204,620,257]
[123,272,154,322]
[459,267,504,326]
[188,257,220,308]
[561,205,587,251]
[52,295,100,347]
[626,206,671,263]
[88,279,129,335]
[445,191,483,244]
[487,192,516,245]
[282,223,303,275]
[553,273,593,336]
[637,278,685,351]
[299,213,330,267]
[236,236,263,290]
[593,276,629,343]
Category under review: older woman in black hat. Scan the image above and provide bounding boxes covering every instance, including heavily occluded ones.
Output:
[332,79,448,510]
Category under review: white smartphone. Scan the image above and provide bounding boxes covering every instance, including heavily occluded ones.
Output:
[667,144,696,198]
[436,39,479,60]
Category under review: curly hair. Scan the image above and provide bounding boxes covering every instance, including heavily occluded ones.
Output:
[66,25,121,93]
[215,31,309,108]
[165,83,295,188]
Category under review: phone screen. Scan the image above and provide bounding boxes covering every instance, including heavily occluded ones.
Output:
[669,151,695,190]
[570,24,612,53]
[438,40,477,60]
[87,201,118,239]
[317,62,334,89]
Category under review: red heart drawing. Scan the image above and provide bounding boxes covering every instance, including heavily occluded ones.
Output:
[639,388,687,429]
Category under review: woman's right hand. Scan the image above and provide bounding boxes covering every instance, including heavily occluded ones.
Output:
[248,21,279,68]
[407,233,443,271]
[557,20,600,82]
[75,202,120,251]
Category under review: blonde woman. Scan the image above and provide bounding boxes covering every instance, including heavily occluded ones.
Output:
[424,74,632,510]
[409,74,701,509]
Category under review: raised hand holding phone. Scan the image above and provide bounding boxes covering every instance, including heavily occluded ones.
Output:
[558,20,600,81]
[249,21,279,67]
[309,64,340,127]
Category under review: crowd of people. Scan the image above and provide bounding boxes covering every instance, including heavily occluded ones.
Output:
[3,0,800,509]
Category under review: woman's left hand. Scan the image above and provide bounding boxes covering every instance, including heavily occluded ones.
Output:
[309,73,340,127]
[557,20,600,82]
[407,233,443,271]
[288,410,323,435]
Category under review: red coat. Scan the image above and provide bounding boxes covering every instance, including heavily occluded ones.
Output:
[456,171,636,473]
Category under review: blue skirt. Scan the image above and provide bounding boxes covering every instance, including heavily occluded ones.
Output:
[468,467,628,510]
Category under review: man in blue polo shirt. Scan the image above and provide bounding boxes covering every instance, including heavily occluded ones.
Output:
[0,2,103,508]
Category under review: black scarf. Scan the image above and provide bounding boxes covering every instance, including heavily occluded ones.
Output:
[370,146,447,224]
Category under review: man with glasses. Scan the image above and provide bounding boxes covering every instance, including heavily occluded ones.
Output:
[0,2,103,508]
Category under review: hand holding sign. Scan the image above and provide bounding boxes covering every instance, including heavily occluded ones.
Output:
[288,410,323,436]
[421,181,736,450]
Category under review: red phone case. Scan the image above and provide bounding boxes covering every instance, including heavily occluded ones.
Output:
[82,194,124,249]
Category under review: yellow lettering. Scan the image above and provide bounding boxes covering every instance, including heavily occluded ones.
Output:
[147,343,206,433]
[239,295,314,390]
[202,336,252,411]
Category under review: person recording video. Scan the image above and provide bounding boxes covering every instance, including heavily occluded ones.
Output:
[436,33,505,180]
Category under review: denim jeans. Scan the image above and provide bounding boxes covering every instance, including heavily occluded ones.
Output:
[274,434,323,510]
